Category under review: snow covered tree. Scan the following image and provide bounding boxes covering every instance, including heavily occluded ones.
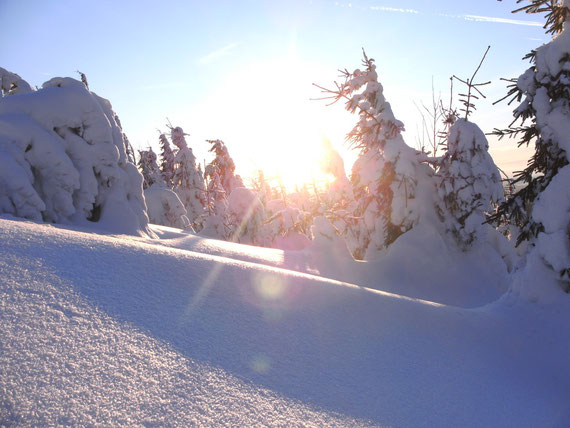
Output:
[170,126,206,230]
[266,205,312,250]
[250,169,273,206]
[158,132,176,188]
[490,0,570,288]
[0,72,151,236]
[316,51,426,258]
[200,164,230,239]
[144,183,189,229]
[435,47,504,249]
[205,139,243,195]
[320,138,356,239]
[0,68,33,97]
[112,112,136,164]
[227,187,268,246]
[137,148,161,190]
[436,119,504,249]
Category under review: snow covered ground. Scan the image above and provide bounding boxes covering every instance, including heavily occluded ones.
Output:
[1,217,569,427]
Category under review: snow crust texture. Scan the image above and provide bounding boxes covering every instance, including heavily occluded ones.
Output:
[1,218,568,427]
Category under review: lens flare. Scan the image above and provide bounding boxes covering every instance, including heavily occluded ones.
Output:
[250,354,271,374]
[254,274,285,302]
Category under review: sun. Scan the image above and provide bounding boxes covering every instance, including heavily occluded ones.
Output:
[269,133,337,192]
[189,52,355,193]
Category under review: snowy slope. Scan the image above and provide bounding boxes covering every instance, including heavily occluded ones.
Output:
[1,217,569,427]
[144,223,511,308]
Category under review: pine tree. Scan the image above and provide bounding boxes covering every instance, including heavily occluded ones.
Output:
[436,47,504,250]
[490,0,570,287]
[205,139,242,195]
[227,187,268,246]
[137,148,161,190]
[200,164,230,239]
[315,51,424,258]
[320,138,356,242]
[170,126,206,230]
[436,119,504,249]
[250,169,272,206]
[158,133,175,188]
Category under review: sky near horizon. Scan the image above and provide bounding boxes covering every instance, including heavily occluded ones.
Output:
[1,0,550,188]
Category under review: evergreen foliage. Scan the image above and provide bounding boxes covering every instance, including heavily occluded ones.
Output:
[315,51,423,258]
[170,126,206,230]
[490,0,570,287]
[137,148,161,190]
[489,0,570,244]
[436,119,504,249]
[158,133,175,188]
[205,139,242,195]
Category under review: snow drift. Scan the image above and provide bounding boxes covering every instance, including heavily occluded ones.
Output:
[1,217,568,427]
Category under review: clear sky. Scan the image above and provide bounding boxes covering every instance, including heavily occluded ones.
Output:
[1,0,550,188]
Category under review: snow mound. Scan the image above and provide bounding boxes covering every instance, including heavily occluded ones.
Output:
[304,221,511,308]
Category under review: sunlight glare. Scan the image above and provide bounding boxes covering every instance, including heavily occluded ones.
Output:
[189,51,354,191]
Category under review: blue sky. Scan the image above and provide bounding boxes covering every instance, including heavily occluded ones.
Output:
[1,0,550,187]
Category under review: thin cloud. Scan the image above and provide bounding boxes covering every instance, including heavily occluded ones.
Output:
[367,6,542,27]
[369,6,419,14]
[199,42,239,64]
[462,14,542,27]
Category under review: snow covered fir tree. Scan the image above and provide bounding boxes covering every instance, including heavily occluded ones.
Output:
[205,139,244,195]
[137,147,161,190]
[315,51,434,259]
[435,49,504,251]
[0,70,151,236]
[201,164,229,239]
[436,118,504,250]
[489,0,570,291]
[170,126,207,231]
[158,132,175,188]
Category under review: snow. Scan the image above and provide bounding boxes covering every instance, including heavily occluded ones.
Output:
[172,141,205,227]
[509,10,570,283]
[144,183,189,229]
[2,216,568,426]
[0,67,33,96]
[227,187,267,245]
[437,119,504,249]
[0,77,151,236]
[532,165,570,281]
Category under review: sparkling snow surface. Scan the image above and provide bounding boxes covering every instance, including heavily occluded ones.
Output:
[1,218,569,427]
